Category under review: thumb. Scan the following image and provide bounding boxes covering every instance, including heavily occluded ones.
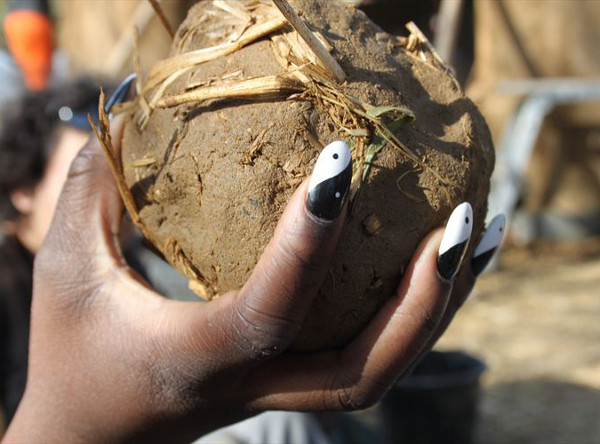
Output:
[39,115,126,275]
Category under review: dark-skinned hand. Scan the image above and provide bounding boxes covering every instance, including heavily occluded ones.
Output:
[4,114,504,443]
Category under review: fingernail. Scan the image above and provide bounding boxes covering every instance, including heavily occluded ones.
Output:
[306,141,352,220]
[437,202,473,281]
[472,214,506,276]
[104,73,138,116]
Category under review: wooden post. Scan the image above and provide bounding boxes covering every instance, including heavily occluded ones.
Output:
[434,0,465,66]
[148,0,175,39]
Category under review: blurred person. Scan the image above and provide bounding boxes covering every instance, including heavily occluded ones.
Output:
[0,77,100,424]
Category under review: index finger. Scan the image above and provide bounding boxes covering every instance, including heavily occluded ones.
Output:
[204,141,352,364]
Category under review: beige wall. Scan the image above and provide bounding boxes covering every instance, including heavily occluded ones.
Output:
[467,0,600,213]
[54,0,195,77]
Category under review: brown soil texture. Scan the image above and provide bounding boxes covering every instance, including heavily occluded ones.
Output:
[120,0,495,350]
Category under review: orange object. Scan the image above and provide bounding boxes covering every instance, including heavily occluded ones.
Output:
[4,10,53,91]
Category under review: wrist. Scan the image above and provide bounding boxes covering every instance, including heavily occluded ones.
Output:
[4,387,145,443]
[4,389,97,443]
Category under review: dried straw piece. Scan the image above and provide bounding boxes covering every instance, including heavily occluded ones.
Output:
[157,75,304,108]
[213,0,252,22]
[89,91,145,234]
[405,21,445,65]
[144,16,288,92]
[405,21,460,90]
[272,0,346,82]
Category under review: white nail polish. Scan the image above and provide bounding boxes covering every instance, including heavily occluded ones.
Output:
[472,214,506,276]
[437,202,473,281]
[306,141,352,220]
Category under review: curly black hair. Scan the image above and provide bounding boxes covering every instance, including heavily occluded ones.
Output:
[0,77,106,222]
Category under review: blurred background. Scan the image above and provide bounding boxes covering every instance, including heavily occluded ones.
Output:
[0,0,599,443]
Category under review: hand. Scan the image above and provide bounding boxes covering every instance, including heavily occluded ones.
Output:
[4,117,495,443]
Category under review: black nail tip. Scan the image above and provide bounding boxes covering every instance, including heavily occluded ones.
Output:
[471,247,497,277]
[437,239,469,281]
[306,163,352,220]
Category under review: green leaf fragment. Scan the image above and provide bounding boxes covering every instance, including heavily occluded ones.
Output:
[366,105,415,124]
[362,111,415,180]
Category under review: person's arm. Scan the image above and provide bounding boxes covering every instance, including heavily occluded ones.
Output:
[4,117,483,443]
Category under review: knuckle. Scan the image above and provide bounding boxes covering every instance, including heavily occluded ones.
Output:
[326,362,389,411]
[275,213,334,273]
[334,385,381,411]
[336,387,363,411]
[232,296,300,360]
[275,232,325,277]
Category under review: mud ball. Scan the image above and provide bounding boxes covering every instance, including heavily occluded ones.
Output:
[120,0,495,351]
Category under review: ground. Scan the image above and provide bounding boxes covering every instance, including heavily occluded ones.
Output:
[437,239,600,444]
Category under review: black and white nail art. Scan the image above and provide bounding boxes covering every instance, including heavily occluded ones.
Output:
[471,214,506,276]
[437,202,473,281]
[307,141,352,220]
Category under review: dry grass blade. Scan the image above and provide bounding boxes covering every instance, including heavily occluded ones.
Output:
[307,81,455,186]
[165,238,214,299]
[365,111,454,186]
[405,21,460,90]
[110,101,136,116]
[157,75,304,108]
[90,91,143,230]
[127,157,157,169]
[144,16,288,92]
[213,0,252,22]
[149,66,193,109]
[396,169,425,202]
[405,21,443,64]
[272,0,346,82]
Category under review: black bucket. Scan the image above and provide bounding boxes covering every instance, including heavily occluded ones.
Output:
[380,350,486,444]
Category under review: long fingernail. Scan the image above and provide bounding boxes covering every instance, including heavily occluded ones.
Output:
[472,214,506,276]
[104,73,138,116]
[437,202,473,281]
[307,141,352,220]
